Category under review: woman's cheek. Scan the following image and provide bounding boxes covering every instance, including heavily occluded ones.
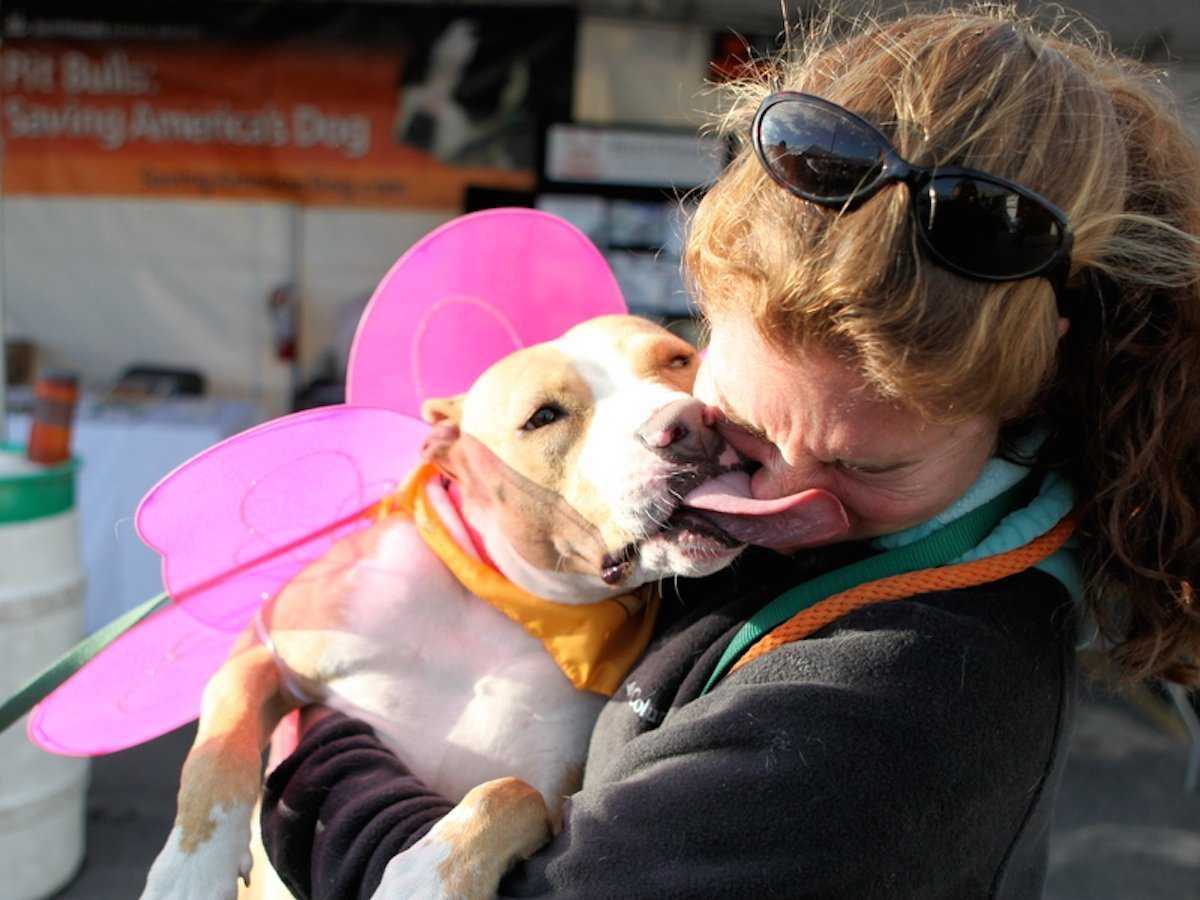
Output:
[748,456,831,500]
[746,462,952,539]
[835,473,952,536]
[719,424,773,466]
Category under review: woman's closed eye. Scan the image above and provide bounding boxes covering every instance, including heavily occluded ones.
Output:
[833,458,915,476]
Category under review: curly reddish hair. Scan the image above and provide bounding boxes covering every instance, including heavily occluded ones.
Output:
[686,5,1200,683]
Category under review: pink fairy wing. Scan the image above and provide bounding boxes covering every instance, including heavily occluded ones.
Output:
[28,602,239,755]
[139,405,429,631]
[27,406,428,755]
[347,208,627,415]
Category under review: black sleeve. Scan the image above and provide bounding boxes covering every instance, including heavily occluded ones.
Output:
[496,587,1074,899]
[260,713,454,900]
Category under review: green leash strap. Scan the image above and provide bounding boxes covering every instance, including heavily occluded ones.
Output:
[700,472,1042,696]
[0,591,171,737]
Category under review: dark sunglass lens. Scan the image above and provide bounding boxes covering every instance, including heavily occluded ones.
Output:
[917,175,1063,277]
[758,101,886,200]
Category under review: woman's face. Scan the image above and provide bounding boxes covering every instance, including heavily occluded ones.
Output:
[694,315,999,552]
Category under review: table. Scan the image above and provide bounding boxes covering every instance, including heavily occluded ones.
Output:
[6,395,263,632]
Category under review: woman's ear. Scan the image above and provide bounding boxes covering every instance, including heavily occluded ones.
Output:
[1057,317,1070,339]
[421,394,464,426]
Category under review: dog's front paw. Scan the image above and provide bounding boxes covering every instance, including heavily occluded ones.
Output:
[371,777,551,900]
[140,803,254,900]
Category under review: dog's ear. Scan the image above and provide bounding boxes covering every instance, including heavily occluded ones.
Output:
[421,395,464,476]
[421,395,463,427]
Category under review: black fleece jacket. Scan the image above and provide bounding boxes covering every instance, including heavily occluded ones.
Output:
[261,546,1078,899]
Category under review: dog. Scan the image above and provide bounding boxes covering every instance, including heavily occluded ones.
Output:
[140,316,750,899]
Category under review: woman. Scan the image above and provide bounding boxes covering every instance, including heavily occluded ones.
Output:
[260,7,1200,897]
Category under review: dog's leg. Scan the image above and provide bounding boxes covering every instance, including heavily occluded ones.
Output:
[142,639,295,900]
[236,715,306,900]
[238,796,298,900]
[369,777,552,900]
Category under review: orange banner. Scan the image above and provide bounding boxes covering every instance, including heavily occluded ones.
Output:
[1,37,546,208]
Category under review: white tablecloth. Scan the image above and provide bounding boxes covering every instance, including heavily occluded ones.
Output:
[6,396,263,633]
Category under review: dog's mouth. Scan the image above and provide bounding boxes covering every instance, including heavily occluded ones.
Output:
[599,461,851,585]
[600,506,741,584]
[598,464,728,584]
[680,469,850,549]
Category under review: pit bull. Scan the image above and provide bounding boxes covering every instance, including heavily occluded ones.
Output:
[136,315,755,900]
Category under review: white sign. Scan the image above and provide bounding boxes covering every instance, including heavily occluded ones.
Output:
[545,124,724,188]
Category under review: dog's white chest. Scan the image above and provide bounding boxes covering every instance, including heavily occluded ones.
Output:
[271,517,603,806]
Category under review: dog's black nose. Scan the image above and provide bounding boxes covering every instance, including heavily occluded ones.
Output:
[637,398,722,463]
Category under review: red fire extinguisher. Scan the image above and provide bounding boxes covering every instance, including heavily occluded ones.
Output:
[268,284,299,362]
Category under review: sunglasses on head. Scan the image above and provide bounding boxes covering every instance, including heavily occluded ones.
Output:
[752,92,1074,308]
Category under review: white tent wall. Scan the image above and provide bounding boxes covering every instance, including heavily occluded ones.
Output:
[2,196,295,413]
[297,207,455,384]
[1,197,456,416]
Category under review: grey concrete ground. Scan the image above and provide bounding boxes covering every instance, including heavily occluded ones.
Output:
[45,682,1200,900]
[1045,685,1200,900]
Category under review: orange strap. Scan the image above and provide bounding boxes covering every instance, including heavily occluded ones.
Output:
[730,516,1077,676]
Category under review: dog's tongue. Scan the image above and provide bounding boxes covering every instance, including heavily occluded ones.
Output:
[683,471,850,549]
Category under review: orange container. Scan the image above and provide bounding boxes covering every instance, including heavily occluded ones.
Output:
[26,373,79,466]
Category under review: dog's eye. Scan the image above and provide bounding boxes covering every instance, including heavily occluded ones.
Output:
[522,404,566,431]
[667,354,693,369]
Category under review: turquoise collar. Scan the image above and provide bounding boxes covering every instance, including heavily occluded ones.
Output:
[872,436,1080,600]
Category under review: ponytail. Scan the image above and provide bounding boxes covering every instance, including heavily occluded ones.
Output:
[1041,54,1200,683]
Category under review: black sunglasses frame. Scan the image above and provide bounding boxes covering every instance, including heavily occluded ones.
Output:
[751,91,1074,295]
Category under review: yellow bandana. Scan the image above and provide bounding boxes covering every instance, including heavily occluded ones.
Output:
[384,464,659,697]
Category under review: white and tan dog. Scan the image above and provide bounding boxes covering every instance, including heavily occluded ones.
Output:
[140,316,753,900]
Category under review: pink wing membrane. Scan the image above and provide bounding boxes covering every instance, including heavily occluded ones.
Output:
[347,208,626,414]
[29,406,427,755]
[137,405,429,631]
[28,602,240,756]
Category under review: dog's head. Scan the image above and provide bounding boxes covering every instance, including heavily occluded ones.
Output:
[420,315,743,602]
